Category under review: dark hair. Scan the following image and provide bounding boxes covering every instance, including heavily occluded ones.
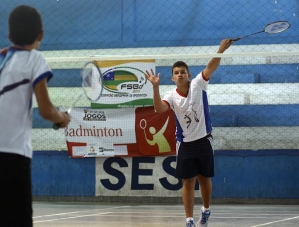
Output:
[172,61,189,74]
[9,5,43,45]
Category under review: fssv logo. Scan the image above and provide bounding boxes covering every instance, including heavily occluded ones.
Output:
[102,67,147,94]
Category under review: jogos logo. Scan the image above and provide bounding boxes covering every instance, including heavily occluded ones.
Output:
[83,109,106,121]
[135,106,176,156]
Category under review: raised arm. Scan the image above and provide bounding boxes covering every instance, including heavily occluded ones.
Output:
[203,38,233,80]
[145,69,169,113]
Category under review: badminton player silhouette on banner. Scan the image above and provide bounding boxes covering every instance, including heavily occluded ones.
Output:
[139,117,171,153]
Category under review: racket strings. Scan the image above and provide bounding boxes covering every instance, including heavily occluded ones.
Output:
[265,21,290,34]
[81,62,103,102]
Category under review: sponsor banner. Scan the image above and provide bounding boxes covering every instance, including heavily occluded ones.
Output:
[95,156,201,197]
[65,106,176,158]
[92,59,155,108]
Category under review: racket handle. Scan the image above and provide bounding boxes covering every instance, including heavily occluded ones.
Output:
[52,123,60,130]
[231,37,242,42]
[52,111,70,130]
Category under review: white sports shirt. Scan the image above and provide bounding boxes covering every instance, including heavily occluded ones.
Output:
[0,47,52,158]
[162,72,212,142]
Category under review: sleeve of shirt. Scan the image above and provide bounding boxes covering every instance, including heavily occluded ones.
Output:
[32,51,53,88]
[192,71,209,91]
[162,90,173,109]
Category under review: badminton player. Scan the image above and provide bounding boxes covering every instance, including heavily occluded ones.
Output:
[0,5,70,226]
[145,38,233,227]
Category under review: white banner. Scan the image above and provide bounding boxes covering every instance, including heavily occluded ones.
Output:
[64,107,176,158]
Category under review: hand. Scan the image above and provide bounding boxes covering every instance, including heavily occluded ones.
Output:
[218,38,233,53]
[144,69,161,87]
[58,112,71,128]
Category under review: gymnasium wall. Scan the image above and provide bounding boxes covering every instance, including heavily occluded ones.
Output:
[0,0,298,49]
[32,151,299,203]
[0,0,298,202]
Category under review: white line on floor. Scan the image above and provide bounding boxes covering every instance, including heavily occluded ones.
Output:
[250,215,299,227]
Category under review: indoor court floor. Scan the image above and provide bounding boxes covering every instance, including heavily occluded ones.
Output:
[33,202,299,227]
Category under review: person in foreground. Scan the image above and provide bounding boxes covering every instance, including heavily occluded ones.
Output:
[0,5,70,226]
[145,39,233,227]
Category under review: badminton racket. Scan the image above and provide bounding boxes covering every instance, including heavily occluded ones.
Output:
[53,61,103,130]
[231,21,290,42]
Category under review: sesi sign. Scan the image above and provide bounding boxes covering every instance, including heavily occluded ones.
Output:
[95,156,199,197]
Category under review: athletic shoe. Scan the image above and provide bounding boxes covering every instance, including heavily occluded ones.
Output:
[185,219,196,227]
[196,209,210,227]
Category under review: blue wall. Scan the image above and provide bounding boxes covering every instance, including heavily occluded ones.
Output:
[0,0,298,49]
[32,151,95,196]
[32,150,299,199]
[213,150,299,198]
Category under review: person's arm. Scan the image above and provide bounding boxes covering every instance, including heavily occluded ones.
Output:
[34,78,70,128]
[145,69,169,113]
[203,38,233,80]
[152,85,169,113]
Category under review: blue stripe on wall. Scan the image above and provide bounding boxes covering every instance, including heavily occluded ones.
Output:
[32,151,95,196]
[30,150,299,198]
[210,104,299,127]
[49,64,299,87]
[213,149,299,198]
[157,64,299,85]
[49,69,81,87]
[32,104,299,128]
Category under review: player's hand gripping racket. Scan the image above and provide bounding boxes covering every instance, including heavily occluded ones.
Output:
[231,21,290,42]
[53,61,103,130]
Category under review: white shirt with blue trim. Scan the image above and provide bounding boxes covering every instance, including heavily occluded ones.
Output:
[0,48,52,158]
[162,72,212,142]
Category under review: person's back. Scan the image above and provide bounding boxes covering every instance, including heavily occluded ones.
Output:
[0,5,70,226]
[0,48,51,157]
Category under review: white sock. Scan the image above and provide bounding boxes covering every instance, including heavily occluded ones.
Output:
[201,206,210,212]
[186,217,194,222]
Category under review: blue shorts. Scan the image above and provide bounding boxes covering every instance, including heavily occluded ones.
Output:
[175,134,214,179]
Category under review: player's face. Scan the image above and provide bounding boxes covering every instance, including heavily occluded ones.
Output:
[172,67,190,85]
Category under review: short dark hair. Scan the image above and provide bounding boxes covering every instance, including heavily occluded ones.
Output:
[172,61,189,74]
[9,5,43,46]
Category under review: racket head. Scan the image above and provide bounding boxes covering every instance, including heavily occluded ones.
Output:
[81,61,103,102]
[140,119,147,129]
[53,62,103,130]
[264,21,290,34]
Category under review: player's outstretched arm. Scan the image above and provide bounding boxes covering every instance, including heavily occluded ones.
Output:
[145,69,169,113]
[34,78,70,128]
[203,38,233,80]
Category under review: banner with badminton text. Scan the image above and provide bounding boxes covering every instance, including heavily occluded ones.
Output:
[64,106,176,158]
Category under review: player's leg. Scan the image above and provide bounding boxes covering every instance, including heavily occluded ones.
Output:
[196,175,212,227]
[182,177,197,226]
[175,141,197,227]
[182,177,196,219]
[0,152,33,227]
[197,175,212,208]
[195,134,214,227]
